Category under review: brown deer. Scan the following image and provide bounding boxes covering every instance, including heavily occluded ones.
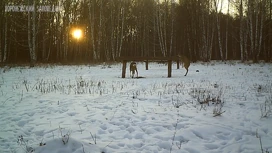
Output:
[178,55,190,76]
[130,62,138,78]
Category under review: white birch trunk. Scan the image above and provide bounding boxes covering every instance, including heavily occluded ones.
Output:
[115,5,120,58]
[89,0,97,60]
[110,1,115,60]
[118,7,125,58]
[163,0,168,56]
[169,0,175,56]
[153,12,156,57]
[225,0,230,60]
[201,9,207,60]
[97,0,103,60]
[239,0,244,62]
[32,0,37,63]
[3,17,8,62]
[28,0,33,64]
[256,1,265,60]
[28,0,37,66]
[214,0,224,60]
[156,0,167,57]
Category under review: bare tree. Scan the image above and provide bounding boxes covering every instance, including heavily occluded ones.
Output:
[200,0,214,61]
[3,16,8,62]
[213,0,224,60]
[266,0,272,61]
[225,0,230,60]
[109,0,126,60]
[237,0,246,61]
[169,0,176,56]
[61,0,73,62]
[0,0,3,63]
[27,0,37,66]
[155,0,168,56]
[247,0,265,62]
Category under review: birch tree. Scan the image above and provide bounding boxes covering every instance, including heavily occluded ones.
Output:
[3,15,8,62]
[28,0,37,66]
[97,0,103,60]
[1,0,8,63]
[213,0,224,60]
[247,0,266,62]
[200,0,214,61]
[266,0,272,61]
[109,0,126,60]
[88,0,104,61]
[238,0,245,61]
[225,0,230,60]
[169,0,175,56]
[88,0,96,60]
[62,0,72,62]
[156,0,167,56]
[0,0,3,63]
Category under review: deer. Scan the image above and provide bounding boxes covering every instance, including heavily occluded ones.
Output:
[130,62,138,78]
[178,55,190,76]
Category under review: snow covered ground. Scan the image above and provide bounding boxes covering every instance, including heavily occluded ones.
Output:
[0,61,271,153]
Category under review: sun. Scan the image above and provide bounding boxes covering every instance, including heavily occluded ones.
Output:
[72,29,82,40]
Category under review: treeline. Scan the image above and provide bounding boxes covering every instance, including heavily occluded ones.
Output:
[0,0,271,64]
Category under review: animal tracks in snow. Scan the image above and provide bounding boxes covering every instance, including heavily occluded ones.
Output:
[0,63,271,153]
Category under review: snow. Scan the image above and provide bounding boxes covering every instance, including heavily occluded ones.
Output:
[0,61,271,153]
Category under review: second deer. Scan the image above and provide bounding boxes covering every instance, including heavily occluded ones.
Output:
[178,55,190,76]
[130,62,138,78]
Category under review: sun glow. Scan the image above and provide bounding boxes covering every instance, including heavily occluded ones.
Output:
[72,29,82,40]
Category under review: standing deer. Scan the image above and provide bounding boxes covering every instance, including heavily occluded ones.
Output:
[178,55,190,76]
[130,62,138,78]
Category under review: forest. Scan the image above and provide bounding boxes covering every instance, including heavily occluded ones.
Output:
[0,0,271,65]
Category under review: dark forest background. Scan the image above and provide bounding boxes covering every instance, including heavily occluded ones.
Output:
[0,0,271,65]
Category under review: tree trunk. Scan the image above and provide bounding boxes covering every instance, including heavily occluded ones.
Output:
[89,0,96,61]
[110,1,115,60]
[169,0,175,56]
[256,0,265,62]
[214,0,224,61]
[28,0,33,65]
[225,0,230,60]
[118,7,125,58]
[239,0,244,62]
[156,0,167,56]
[28,0,37,66]
[3,16,8,62]
[32,0,37,64]
[97,0,103,61]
